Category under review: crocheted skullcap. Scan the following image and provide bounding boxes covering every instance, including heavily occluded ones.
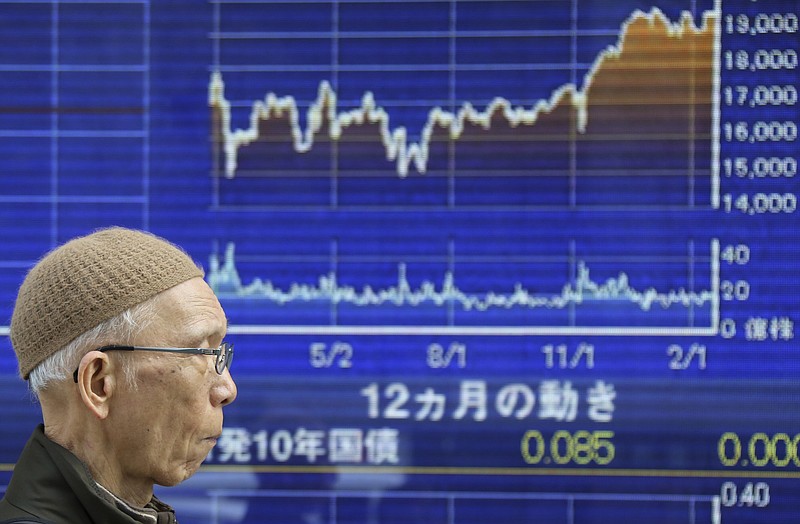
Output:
[10,227,204,379]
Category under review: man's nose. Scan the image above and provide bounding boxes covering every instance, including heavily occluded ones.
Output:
[212,368,237,407]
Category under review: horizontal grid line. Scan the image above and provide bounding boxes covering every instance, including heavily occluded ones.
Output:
[0,0,145,3]
[195,464,796,480]
[215,170,713,178]
[210,205,717,212]
[211,29,621,39]
[225,325,719,337]
[227,256,713,263]
[209,134,713,143]
[0,195,147,204]
[0,254,714,267]
[0,130,146,138]
[214,63,594,72]
[210,0,562,4]
[208,488,718,504]
[224,99,702,108]
[0,65,146,72]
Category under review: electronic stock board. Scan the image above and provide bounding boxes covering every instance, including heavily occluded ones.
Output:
[0,1,798,523]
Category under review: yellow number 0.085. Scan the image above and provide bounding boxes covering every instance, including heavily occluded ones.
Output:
[522,430,615,466]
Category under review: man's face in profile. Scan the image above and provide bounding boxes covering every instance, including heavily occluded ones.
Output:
[102,277,237,487]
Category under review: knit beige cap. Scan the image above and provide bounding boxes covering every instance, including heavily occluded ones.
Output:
[10,227,204,379]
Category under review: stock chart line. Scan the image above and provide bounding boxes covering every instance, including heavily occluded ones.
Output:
[211,240,721,337]
[209,5,719,210]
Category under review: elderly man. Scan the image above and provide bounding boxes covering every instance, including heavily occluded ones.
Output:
[0,227,237,523]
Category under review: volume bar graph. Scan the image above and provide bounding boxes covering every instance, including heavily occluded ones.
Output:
[209,7,718,210]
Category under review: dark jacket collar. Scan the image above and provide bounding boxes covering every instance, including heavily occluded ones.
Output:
[0,425,176,524]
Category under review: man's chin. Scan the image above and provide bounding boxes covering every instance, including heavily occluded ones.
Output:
[158,460,205,487]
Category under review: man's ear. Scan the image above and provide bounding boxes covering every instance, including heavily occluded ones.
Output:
[75,351,117,420]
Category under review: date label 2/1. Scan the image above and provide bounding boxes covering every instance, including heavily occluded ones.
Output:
[667,344,707,370]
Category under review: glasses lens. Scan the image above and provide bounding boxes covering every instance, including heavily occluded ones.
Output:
[216,342,233,374]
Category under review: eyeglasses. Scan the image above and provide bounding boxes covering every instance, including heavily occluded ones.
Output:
[72,342,234,383]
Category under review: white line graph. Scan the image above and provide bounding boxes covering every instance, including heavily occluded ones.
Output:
[209,1,721,210]
[213,239,720,337]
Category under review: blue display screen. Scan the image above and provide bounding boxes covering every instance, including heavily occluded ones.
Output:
[0,1,798,522]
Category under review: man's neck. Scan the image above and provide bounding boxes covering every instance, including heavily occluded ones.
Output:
[41,397,154,508]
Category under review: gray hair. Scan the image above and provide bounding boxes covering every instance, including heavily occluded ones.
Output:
[29,298,158,396]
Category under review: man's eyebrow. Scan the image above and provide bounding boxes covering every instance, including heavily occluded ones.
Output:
[181,323,226,348]
[184,307,227,342]
[183,331,224,348]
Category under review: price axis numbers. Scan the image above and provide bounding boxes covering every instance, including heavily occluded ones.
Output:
[721,6,798,213]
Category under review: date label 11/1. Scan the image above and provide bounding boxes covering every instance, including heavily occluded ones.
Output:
[542,343,595,369]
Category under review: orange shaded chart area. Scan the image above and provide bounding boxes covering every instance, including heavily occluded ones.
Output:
[209,8,717,209]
